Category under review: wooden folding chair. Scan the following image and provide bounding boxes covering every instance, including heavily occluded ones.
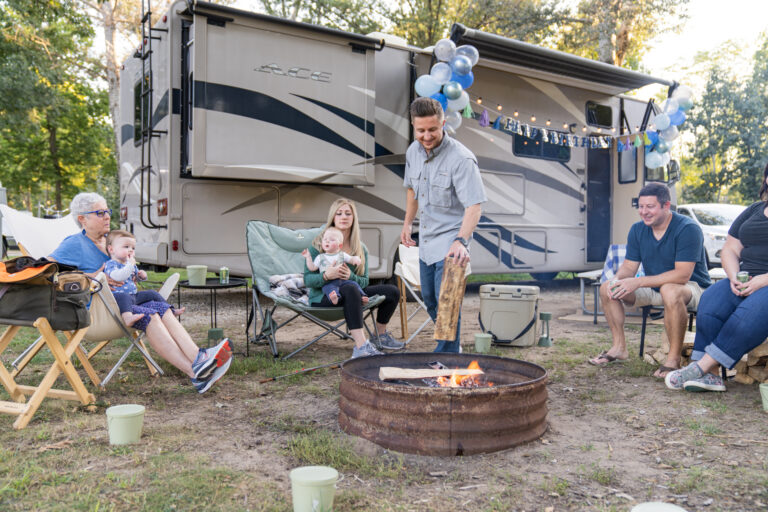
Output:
[0,317,96,429]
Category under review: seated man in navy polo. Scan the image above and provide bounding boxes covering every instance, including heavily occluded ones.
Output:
[588,182,711,378]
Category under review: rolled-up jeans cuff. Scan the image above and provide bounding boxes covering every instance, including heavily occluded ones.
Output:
[690,349,706,362]
[704,344,736,369]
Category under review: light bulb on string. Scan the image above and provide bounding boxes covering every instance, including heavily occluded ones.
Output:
[496,104,502,111]
[582,126,587,132]
[546,120,551,126]
[562,122,568,129]
[530,115,536,122]
[477,97,482,105]
[513,110,519,117]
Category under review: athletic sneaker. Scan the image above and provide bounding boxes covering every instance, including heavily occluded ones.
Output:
[371,332,405,350]
[684,373,726,392]
[191,338,233,380]
[664,361,703,390]
[191,356,233,394]
[351,341,382,359]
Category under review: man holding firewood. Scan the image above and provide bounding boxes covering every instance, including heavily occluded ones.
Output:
[401,97,487,353]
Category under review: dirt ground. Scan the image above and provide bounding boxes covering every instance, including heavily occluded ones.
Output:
[2,279,768,511]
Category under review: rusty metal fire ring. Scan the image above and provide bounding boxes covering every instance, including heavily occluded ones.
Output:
[339,353,548,456]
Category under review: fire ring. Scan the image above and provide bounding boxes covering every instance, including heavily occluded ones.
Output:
[339,353,548,456]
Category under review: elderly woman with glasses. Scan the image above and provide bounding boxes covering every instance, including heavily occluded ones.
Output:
[49,192,232,394]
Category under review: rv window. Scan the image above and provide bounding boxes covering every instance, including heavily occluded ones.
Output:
[512,132,570,162]
[133,73,151,145]
[586,102,613,128]
[645,164,668,182]
[618,145,637,183]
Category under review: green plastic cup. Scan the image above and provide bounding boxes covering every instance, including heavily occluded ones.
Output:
[760,383,768,413]
[290,466,338,512]
[474,333,492,353]
[106,404,145,445]
[186,265,207,286]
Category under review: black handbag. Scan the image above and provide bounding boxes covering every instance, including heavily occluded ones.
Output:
[0,257,93,331]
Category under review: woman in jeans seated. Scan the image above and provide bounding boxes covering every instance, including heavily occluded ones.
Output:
[303,198,404,359]
[49,192,232,394]
[666,163,768,392]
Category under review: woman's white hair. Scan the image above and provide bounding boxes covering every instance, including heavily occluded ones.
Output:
[70,192,107,228]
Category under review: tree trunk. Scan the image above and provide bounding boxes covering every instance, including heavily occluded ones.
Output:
[45,116,63,211]
[101,1,122,169]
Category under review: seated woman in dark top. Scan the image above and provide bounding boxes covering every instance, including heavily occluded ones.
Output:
[666,163,768,392]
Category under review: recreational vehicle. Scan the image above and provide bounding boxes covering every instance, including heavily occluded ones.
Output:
[118,0,676,279]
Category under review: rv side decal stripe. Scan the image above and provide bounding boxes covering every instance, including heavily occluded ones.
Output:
[477,156,583,202]
[292,94,375,137]
[194,81,371,159]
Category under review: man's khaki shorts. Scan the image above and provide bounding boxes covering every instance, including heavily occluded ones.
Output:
[632,281,704,309]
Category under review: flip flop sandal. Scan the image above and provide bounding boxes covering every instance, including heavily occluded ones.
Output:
[653,365,678,379]
[588,352,625,366]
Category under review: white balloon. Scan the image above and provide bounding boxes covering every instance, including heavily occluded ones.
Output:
[660,125,679,141]
[430,62,452,85]
[663,98,679,114]
[654,113,670,131]
[446,111,462,130]
[455,45,479,66]
[672,85,693,100]
[662,152,671,165]
[414,74,441,97]
[645,151,663,169]
[434,39,456,62]
[446,90,469,112]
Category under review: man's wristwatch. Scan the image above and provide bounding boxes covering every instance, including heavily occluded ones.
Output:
[453,236,469,247]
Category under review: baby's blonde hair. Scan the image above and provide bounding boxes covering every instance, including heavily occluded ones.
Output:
[321,226,344,246]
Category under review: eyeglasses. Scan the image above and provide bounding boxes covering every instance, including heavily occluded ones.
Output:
[83,209,112,218]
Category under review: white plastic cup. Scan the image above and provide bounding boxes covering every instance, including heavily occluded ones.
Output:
[760,383,768,413]
[631,503,688,512]
[106,404,146,445]
[186,265,207,286]
[474,333,492,353]
[290,466,338,512]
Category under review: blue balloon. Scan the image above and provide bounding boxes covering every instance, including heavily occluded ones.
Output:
[647,131,659,145]
[451,71,474,90]
[669,109,686,126]
[450,55,472,76]
[430,92,448,111]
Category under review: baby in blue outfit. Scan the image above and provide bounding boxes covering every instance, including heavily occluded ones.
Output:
[105,230,183,330]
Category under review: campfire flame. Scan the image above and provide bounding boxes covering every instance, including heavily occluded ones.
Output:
[436,360,494,388]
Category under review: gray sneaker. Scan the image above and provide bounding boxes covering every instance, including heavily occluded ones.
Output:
[684,373,726,392]
[664,361,703,390]
[351,341,382,359]
[371,331,405,350]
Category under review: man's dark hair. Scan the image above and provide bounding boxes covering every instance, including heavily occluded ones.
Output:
[638,182,671,205]
[409,97,444,121]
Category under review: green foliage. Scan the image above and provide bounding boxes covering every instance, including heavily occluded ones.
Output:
[0,0,115,212]
[257,0,386,34]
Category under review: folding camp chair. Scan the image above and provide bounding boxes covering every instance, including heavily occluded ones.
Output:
[0,318,96,429]
[394,244,433,345]
[246,221,385,359]
[2,204,178,387]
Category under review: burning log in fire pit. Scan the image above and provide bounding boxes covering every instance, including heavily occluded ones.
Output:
[339,353,548,456]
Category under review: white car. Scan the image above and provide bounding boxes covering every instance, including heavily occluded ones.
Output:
[676,203,746,267]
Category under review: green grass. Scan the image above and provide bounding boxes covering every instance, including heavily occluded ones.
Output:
[467,272,575,283]
[582,463,618,486]
[671,467,708,494]
[683,418,723,435]
[540,476,570,495]
[286,429,407,479]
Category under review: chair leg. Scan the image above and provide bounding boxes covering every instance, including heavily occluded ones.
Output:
[639,306,650,357]
[10,335,46,378]
[398,277,408,339]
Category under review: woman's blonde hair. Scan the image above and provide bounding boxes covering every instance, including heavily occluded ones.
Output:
[314,198,365,275]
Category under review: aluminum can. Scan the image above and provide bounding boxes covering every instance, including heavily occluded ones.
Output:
[219,266,230,284]
[737,271,749,283]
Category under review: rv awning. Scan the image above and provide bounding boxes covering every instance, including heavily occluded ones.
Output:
[450,24,673,92]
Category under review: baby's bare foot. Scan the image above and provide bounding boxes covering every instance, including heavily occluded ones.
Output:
[122,312,145,327]
[173,307,185,317]
[361,295,369,305]
[329,291,339,305]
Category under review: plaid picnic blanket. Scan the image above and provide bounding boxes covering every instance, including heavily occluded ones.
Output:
[600,244,645,282]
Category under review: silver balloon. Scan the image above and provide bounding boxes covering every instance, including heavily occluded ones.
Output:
[434,39,456,62]
[450,55,472,76]
[455,45,479,66]
[442,81,463,100]
[654,113,670,131]
[445,125,456,136]
[430,62,452,85]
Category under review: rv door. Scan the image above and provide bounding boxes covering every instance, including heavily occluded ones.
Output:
[187,13,376,185]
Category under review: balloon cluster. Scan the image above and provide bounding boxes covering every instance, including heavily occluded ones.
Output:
[414,39,480,135]
[645,85,694,169]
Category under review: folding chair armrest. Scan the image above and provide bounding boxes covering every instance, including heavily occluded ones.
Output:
[157,273,180,300]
